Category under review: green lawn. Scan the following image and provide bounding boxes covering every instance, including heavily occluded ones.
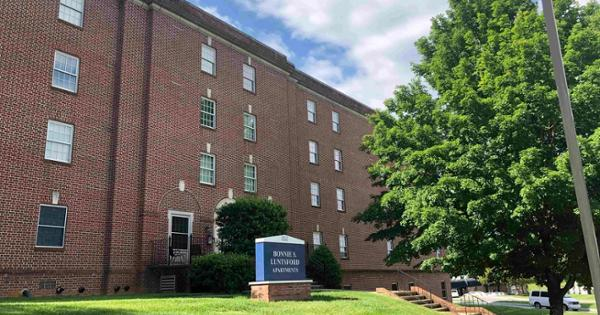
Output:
[0,290,439,315]
[485,305,586,315]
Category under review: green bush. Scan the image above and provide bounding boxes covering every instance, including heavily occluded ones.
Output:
[216,197,289,256]
[190,253,254,293]
[307,245,342,289]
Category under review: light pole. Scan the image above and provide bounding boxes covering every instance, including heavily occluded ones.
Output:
[541,0,600,307]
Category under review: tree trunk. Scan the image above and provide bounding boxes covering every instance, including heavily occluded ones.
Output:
[548,283,564,315]
[546,273,576,315]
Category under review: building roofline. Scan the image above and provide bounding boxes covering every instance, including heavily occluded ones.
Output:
[142,0,374,116]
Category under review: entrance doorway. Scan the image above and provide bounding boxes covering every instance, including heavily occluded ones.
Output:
[168,210,193,265]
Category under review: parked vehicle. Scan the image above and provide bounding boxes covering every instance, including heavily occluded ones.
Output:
[451,289,460,298]
[529,291,581,311]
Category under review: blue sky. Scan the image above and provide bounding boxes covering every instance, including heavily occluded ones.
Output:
[188,0,592,109]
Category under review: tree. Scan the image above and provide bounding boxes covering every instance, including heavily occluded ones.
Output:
[355,1,600,314]
[307,245,342,289]
[216,197,289,256]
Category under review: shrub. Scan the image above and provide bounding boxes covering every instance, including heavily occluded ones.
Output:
[190,253,254,293]
[216,197,289,256]
[307,245,342,289]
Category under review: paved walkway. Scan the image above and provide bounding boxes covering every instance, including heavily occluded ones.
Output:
[460,292,596,313]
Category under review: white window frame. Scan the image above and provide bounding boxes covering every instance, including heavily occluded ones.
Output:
[339,234,349,259]
[387,240,394,255]
[336,188,346,212]
[332,111,340,133]
[313,231,323,249]
[35,205,68,248]
[52,51,80,93]
[45,120,74,164]
[201,44,216,75]
[244,163,257,193]
[243,112,256,142]
[199,153,216,186]
[200,97,216,129]
[58,0,85,27]
[310,182,320,207]
[309,141,319,165]
[334,149,343,171]
[243,64,256,93]
[307,100,316,123]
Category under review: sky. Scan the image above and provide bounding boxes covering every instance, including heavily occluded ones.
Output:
[188,0,593,109]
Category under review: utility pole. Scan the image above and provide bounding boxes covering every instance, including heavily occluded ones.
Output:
[541,0,600,309]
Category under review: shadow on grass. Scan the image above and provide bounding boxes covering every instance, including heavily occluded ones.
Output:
[310,295,359,302]
[0,305,136,315]
[0,293,239,304]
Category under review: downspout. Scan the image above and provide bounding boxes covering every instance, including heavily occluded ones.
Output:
[102,0,127,295]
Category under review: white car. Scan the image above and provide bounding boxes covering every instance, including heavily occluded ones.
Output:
[529,290,581,311]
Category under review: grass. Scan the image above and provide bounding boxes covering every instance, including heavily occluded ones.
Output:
[485,305,587,315]
[0,290,440,315]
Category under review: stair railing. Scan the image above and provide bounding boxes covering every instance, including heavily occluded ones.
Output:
[396,268,495,315]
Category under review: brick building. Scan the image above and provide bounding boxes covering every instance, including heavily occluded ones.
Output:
[0,0,450,297]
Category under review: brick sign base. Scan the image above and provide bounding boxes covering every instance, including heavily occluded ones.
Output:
[249,280,312,302]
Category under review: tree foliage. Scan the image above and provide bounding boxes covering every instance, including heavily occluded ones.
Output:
[216,197,289,256]
[307,245,342,289]
[190,253,254,293]
[355,1,600,314]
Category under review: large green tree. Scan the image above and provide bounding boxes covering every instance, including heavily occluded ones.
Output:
[216,197,289,256]
[355,1,600,314]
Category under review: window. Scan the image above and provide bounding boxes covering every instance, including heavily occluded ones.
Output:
[243,64,256,93]
[309,141,319,164]
[199,153,215,185]
[52,51,79,93]
[310,182,320,207]
[58,0,84,27]
[45,120,74,164]
[36,205,67,248]
[200,97,216,129]
[201,44,216,75]
[332,111,340,132]
[307,100,316,123]
[336,188,346,211]
[244,164,257,193]
[313,231,323,249]
[334,149,343,171]
[339,234,348,259]
[243,113,256,141]
[387,240,394,255]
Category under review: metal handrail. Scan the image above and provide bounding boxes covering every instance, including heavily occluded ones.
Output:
[396,268,491,315]
[396,268,435,301]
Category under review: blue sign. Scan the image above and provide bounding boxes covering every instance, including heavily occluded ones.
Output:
[255,235,306,282]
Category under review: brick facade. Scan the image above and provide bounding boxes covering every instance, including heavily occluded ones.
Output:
[250,282,312,302]
[0,0,449,297]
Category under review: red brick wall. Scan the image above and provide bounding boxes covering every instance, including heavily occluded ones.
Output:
[0,0,449,297]
[0,0,120,296]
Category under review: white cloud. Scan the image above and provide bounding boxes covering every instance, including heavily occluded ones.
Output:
[302,56,344,84]
[234,0,449,108]
[197,5,241,29]
[255,32,294,58]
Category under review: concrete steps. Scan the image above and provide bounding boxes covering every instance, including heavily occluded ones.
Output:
[377,288,493,315]
[393,290,450,313]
